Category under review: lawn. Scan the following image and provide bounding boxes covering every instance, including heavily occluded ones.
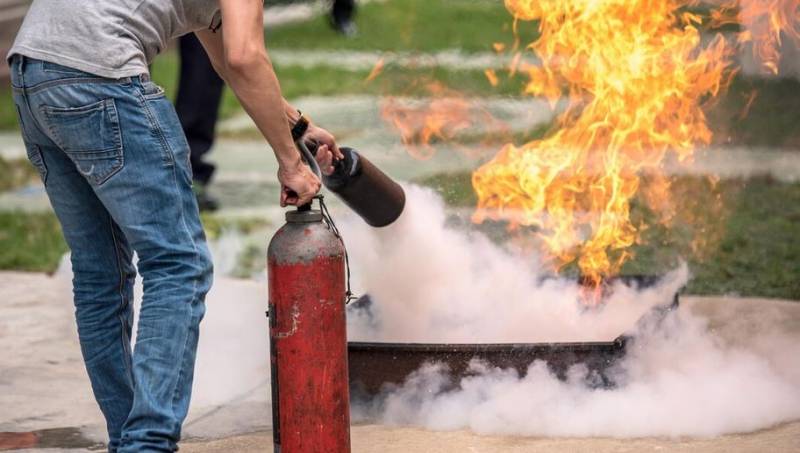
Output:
[416,172,800,300]
[264,0,538,53]
[0,211,67,273]
[146,50,527,127]
[0,209,270,275]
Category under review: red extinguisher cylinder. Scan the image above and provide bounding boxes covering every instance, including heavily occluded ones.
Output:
[267,205,351,453]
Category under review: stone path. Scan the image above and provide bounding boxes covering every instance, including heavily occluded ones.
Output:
[268,48,538,71]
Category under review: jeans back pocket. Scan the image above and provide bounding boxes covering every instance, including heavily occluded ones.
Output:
[42,99,124,185]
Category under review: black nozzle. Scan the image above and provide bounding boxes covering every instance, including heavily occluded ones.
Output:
[322,147,405,227]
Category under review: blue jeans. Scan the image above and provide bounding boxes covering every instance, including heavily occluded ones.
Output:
[10,56,213,452]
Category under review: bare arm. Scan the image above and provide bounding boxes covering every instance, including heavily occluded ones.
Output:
[195,0,328,205]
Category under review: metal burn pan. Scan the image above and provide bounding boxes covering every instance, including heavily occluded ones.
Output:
[347,276,680,396]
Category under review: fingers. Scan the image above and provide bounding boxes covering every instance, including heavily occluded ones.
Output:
[316,144,335,175]
[280,186,295,207]
[294,179,320,206]
[321,134,342,160]
[331,141,343,160]
[296,191,315,206]
[277,154,323,207]
[306,125,343,160]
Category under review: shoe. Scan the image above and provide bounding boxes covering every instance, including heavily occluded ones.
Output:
[331,18,358,38]
[194,183,220,212]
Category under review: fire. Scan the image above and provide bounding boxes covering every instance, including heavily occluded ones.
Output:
[472,0,735,289]
[365,57,386,82]
[380,82,507,160]
[712,0,800,75]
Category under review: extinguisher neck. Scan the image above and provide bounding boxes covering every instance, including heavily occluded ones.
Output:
[286,196,323,223]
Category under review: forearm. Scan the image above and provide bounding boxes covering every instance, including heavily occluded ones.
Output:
[224,57,300,168]
[195,1,300,169]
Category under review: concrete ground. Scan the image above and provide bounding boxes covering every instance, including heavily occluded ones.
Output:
[181,422,800,453]
[1,270,799,452]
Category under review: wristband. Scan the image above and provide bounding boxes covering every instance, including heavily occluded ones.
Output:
[291,111,310,141]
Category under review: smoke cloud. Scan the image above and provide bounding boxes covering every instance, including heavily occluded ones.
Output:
[338,186,800,438]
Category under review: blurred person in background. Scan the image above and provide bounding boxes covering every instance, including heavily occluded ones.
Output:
[7,0,340,450]
[330,0,358,36]
[178,0,357,211]
[175,33,225,211]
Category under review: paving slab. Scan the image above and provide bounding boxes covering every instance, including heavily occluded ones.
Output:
[181,422,800,453]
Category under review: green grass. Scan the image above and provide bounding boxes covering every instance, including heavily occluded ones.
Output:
[0,156,39,191]
[415,172,800,300]
[0,208,270,273]
[146,43,800,147]
[265,0,538,53]
[199,213,270,240]
[707,76,800,148]
[0,89,16,131]
[0,211,68,273]
[148,49,527,127]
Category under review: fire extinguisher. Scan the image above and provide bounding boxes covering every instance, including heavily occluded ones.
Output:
[268,195,351,453]
[267,141,405,453]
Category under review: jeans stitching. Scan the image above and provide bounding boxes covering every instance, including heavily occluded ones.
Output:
[167,156,201,425]
[29,144,48,184]
[109,218,134,389]
[148,99,202,431]
[25,77,132,95]
[40,99,125,185]
[134,91,175,167]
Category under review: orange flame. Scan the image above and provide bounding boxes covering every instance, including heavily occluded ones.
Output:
[365,57,386,82]
[484,68,500,87]
[472,0,735,289]
[380,82,508,160]
[712,0,800,75]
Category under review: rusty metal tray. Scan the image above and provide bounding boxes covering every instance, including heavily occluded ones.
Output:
[347,276,679,397]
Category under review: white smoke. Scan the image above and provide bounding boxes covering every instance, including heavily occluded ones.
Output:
[342,186,686,343]
[336,185,800,438]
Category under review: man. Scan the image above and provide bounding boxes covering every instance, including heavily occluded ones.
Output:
[7,0,340,451]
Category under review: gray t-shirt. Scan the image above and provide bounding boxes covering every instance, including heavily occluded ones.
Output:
[8,0,221,79]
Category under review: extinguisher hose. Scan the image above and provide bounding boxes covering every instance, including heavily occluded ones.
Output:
[318,195,359,305]
[297,139,359,304]
[296,140,323,179]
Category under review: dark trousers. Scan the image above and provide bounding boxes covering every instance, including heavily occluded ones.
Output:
[175,33,224,186]
[332,0,356,25]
